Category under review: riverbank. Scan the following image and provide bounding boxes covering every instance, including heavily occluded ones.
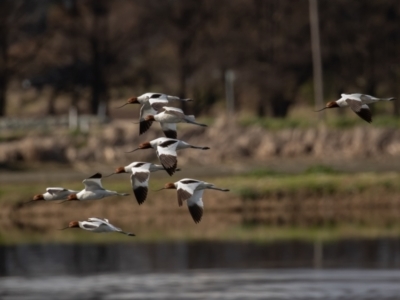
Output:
[1,169,400,244]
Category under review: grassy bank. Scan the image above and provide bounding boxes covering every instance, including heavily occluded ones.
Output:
[1,167,400,244]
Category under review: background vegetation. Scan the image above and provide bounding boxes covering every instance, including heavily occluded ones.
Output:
[0,0,399,118]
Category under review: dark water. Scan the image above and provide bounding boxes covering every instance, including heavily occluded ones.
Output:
[2,269,400,300]
[1,239,400,299]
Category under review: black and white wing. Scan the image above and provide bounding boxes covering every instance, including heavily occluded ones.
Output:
[130,167,150,205]
[82,173,104,191]
[176,179,202,207]
[46,187,68,195]
[345,99,372,123]
[160,122,177,139]
[88,217,110,224]
[187,189,205,224]
[156,139,179,176]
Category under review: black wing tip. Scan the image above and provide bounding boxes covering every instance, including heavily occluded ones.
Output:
[165,167,176,176]
[140,120,153,135]
[188,205,203,224]
[164,130,177,139]
[134,186,148,205]
[89,173,102,179]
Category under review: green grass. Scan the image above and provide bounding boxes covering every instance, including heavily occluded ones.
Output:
[238,109,400,130]
[2,169,400,244]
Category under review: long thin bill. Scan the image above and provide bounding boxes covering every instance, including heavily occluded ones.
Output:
[58,227,70,230]
[115,103,129,109]
[57,200,69,204]
[23,200,36,205]
[125,148,140,153]
[153,188,166,192]
[314,107,327,112]
[103,173,115,178]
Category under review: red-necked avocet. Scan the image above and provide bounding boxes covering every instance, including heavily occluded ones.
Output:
[140,106,207,138]
[126,138,209,176]
[61,173,129,203]
[315,93,396,123]
[60,217,135,236]
[157,178,229,223]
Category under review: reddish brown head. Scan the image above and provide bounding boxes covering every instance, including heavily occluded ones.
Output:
[69,221,80,228]
[138,142,152,149]
[314,101,340,112]
[59,220,80,230]
[144,115,156,121]
[67,194,79,201]
[33,194,44,201]
[325,101,339,108]
[125,141,152,153]
[164,182,177,189]
[115,166,126,174]
[127,97,139,104]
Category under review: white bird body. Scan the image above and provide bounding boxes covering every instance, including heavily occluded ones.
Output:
[35,187,79,201]
[154,106,196,123]
[62,218,135,236]
[137,92,188,104]
[136,93,191,121]
[318,93,396,123]
[122,161,165,173]
[132,138,209,176]
[139,106,207,139]
[119,94,192,139]
[108,161,181,204]
[161,178,230,223]
[66,173,129,202]
[336,93,393,107]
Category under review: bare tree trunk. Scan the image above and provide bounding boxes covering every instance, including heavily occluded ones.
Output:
[178,41,189,113]
[0,11,8,117]
[89,0,108,116]
[46,89,58,115]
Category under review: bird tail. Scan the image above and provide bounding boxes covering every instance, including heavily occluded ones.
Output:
[381,97,396,101]
[119,231,135,236]
[209,186,230,192]
[190,145,210,150]
[118,193,130,196]
[184,115,207,127]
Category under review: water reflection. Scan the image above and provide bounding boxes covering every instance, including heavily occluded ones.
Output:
[1,238,400,277]
[2,269,400,300]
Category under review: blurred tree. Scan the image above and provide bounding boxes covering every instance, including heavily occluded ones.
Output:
[0,1,45,116]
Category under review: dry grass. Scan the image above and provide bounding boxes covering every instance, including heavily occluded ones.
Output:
[2,170,400,244]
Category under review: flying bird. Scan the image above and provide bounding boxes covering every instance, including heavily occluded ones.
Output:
[26,187,79,204]
[61,173,129,202]
[315,93,396,123]
[117,93,193,138]
[60,217,135,236]
[158,178,230,223]
[126,138,210,176]
[105,161,180,205]
[140,106,207,139]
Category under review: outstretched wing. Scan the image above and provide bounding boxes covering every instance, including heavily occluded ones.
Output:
[160,122,177,139]
[139,98,169,123]
[88,217,110,224]
[130,167,150,205]
[82,173,104,191]
[46,187,68,195]
[176,179,202,207]
[87,218,121,232]
[156,140,179,176]
[345,99,372,123]
[187,189,205,224]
